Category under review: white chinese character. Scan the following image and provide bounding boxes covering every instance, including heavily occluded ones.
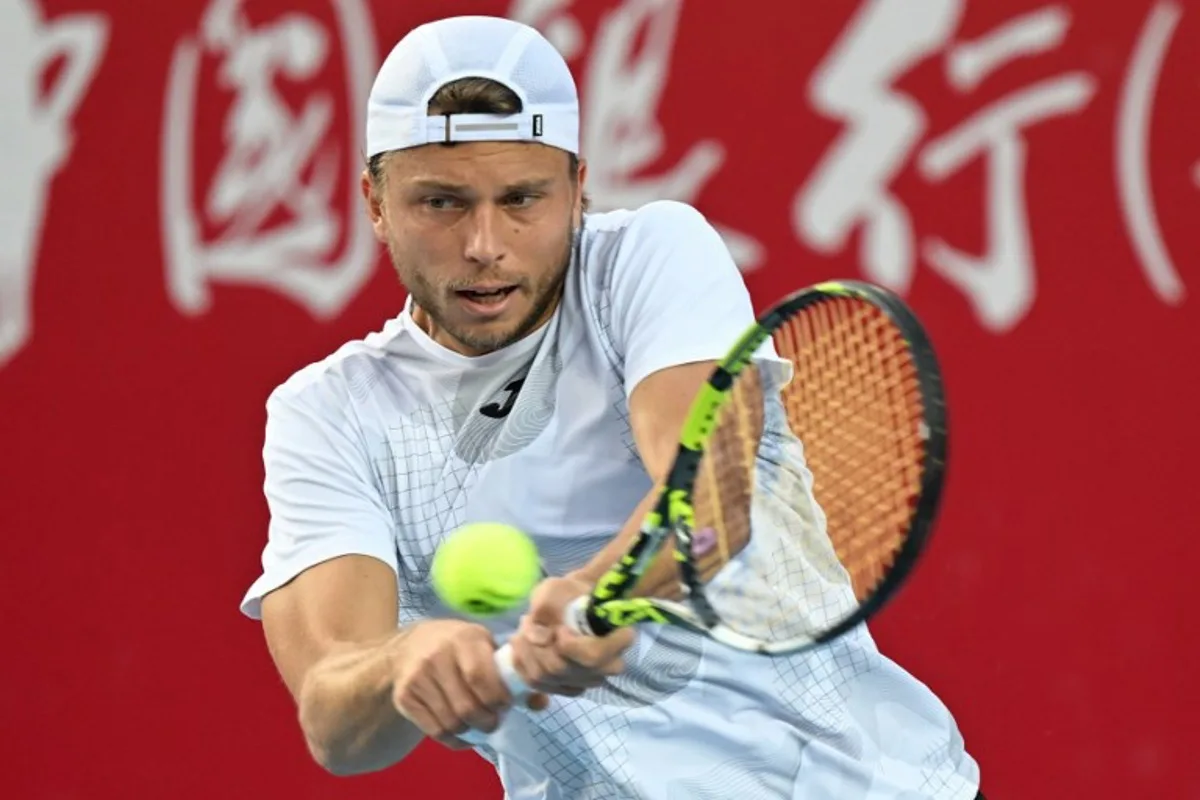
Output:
[796,1,1098,333]
[921,7,1096,331]
[0,0,108,368]
[796,0,963,293]
[1116,0,1187,306]
[161,0,379,319]
[510,0,765,272]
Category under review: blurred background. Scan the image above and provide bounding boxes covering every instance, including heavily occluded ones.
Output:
[1,0,1196,797]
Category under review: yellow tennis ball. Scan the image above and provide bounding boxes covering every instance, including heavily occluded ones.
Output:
[431,522,541,617]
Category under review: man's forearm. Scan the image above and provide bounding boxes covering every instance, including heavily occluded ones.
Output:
[297,629,424,776]
[569,483,684,600]
[572,366,767,599]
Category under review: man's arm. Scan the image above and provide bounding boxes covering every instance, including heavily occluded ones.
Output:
[567,360,719,597]
[566,203,782,595]
[508,360,732,692]
[572,362,768,595]
[260,554,420,775]
[511,201,777,685]
[506,363,712,690]
[260,554,512,775]
[248,384,525,775]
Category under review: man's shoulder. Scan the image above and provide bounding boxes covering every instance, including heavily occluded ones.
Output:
[265,317,408,417]
[582,199,713,244]
[578,200,718,294]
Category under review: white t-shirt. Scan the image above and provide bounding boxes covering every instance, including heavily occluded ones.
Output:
[241,200,980,800]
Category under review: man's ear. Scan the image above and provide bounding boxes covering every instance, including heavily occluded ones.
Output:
[361,168,387,242]
[574,156,588,226]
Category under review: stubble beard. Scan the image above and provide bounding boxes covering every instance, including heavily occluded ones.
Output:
[388,224,575,355]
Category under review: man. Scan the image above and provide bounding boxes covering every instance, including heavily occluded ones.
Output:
[240,14,983,799]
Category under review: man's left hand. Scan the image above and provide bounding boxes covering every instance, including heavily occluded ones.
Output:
[508,576,637,697]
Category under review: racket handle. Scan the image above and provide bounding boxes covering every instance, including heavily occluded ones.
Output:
[456,596,593,746]
[489,641,530,699]
[492,595,594,699]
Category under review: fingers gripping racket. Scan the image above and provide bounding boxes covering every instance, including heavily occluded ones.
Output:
[462,280,948,740]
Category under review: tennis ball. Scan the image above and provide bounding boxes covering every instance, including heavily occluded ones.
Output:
[431,522,541,617]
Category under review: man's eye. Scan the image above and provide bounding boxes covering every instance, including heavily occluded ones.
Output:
[504,193,539,208]
[425,196,461,210]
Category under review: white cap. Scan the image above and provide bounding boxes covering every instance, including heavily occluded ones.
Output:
[366,16,580,158]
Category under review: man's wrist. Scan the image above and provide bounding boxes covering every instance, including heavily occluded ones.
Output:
[565,567,600,586]
[380,623,423,673]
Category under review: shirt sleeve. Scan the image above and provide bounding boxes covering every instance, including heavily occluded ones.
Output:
[239,384,398,620]
[606,200,789,397]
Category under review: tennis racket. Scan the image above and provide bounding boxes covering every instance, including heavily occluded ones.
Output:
[462,279,947,740]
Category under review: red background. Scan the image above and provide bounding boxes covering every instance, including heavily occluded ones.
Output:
[2,1,1196,798]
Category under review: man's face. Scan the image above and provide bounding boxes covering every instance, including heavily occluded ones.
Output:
[363,141,585,356]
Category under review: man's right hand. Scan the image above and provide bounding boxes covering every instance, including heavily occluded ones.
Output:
[389,619,549,748]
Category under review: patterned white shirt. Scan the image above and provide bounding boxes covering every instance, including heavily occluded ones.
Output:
[241,201,980,799]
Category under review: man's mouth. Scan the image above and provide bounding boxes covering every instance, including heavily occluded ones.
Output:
[456,286,517,305]
[454,285,519,316]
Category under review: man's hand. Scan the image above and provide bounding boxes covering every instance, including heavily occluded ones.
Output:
[390,619,548,748]
[509,576,637,697]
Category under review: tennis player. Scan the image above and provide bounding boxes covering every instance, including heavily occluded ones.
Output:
[240,14,983,800]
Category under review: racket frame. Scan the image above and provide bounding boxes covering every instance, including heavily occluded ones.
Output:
[579,279,948,654]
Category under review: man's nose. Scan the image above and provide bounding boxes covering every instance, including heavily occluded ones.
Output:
[463,204,505,268]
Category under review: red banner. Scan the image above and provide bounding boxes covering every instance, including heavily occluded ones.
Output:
[2,1,1195,798]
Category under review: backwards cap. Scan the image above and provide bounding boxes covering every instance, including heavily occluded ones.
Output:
[366,15,580,158]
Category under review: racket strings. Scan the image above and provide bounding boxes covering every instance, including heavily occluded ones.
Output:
[689,366,855,644]
[681,297,929,646]
[789,298,924,597]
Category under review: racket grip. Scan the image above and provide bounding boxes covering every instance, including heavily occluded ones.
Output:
[456,596,594,746]
[493,595,593,699]
[490,641,530,699]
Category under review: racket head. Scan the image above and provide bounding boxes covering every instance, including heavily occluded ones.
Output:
[585,280,948,653]
[775,280,947,645]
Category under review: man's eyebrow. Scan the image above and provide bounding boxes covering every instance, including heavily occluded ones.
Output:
[407,179,472,194]
[503,178,556,193]
[404,177,558,195]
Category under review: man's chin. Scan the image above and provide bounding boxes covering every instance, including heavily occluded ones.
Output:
[427,287,557,355]
[440,318,528,356]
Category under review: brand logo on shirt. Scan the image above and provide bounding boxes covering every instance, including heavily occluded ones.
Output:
[479,377,524,419]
